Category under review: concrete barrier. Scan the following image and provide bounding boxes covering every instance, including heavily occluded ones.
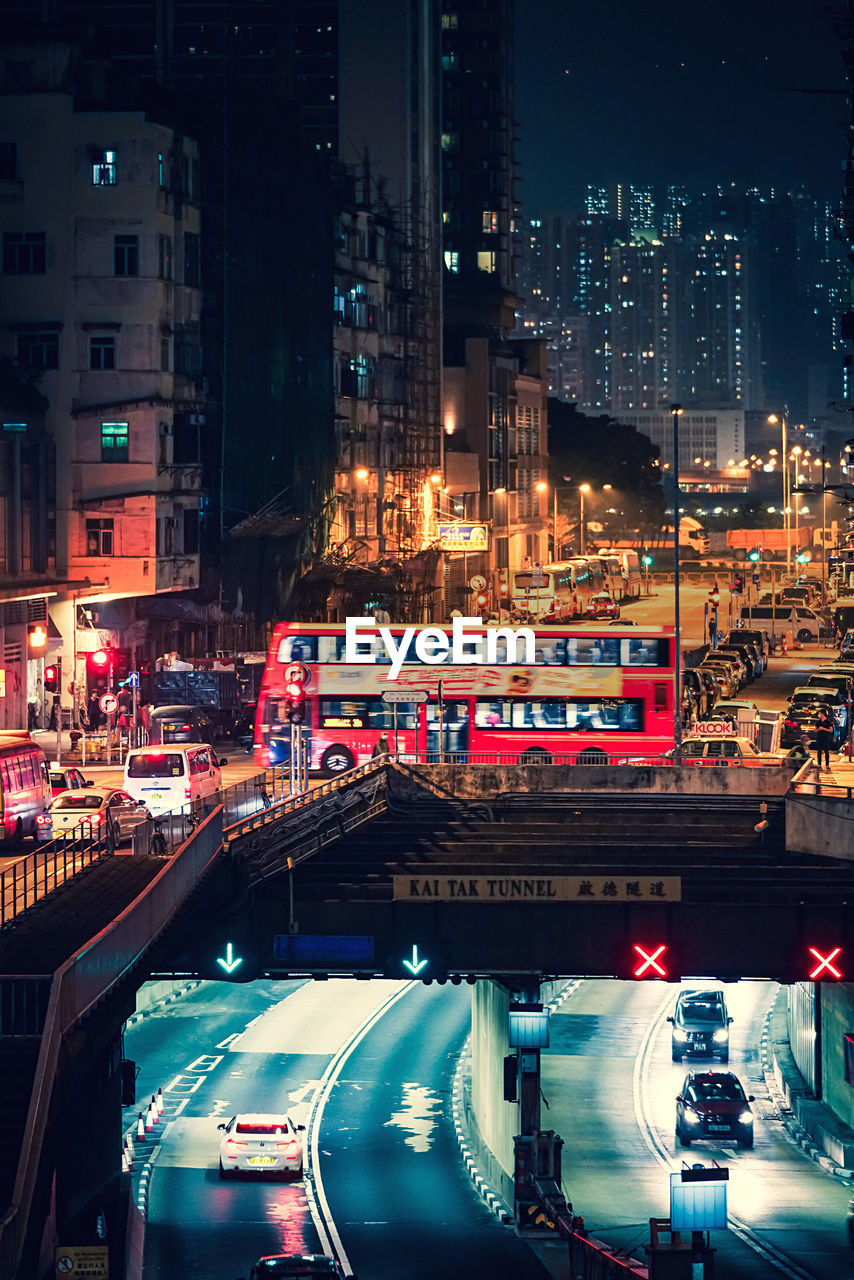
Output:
[787,791,854,859]
[389,762,793,800]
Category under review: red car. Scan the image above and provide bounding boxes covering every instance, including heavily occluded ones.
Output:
[586,592,620,620]
[48,764,93,796]
[676,1070,755,1149]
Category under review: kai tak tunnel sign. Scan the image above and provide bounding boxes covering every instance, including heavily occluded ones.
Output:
[393,875,682,903]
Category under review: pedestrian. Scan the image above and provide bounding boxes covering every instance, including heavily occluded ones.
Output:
[27,698,39,730]
[372,733,390,759]
[88,689,103,732]
[815,708,835,771]
[48,694,60,732]
[785,734,811,767]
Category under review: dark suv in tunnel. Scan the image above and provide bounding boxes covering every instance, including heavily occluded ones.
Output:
[668,989,733,1063]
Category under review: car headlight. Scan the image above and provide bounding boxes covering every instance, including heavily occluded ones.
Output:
[685,1111,701,1124]
[712,1028,729,1043]
[673,1028,688,1040]
[739,1110,753,1125]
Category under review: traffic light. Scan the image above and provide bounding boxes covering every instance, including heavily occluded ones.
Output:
[808,945,843,980]
[708,585,720,607]
[86,648,111,690]
[284,665,307,727]
[28,623,47,651]
[475,590,489,611]
[748,548,761,563]
[44,660,61,694]
[641,554,653,568]
[731,574,744,594]
[796,552,811,565]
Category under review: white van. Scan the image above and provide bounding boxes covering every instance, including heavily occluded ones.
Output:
[738,605,821,643]
[123,744,227,817]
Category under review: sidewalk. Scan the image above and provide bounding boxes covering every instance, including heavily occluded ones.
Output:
[31,728,126,771]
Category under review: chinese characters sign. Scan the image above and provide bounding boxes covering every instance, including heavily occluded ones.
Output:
[393,875,681,902]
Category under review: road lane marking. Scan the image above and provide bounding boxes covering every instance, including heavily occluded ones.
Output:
[304,982,416,1273]
[215,1033,240,1048]
[162,1073,204,1094]
[185,1055,223,1072]
[633,990,817,1280]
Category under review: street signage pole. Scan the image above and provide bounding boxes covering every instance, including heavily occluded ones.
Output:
[671,404,684,760]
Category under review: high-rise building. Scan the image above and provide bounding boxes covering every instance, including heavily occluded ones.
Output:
[609,230,682,411]
[685,227,763,410]
[440,0,549,599]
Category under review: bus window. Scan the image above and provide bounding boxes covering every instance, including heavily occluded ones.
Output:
[533,638,566,665]
[276,635,318,664]
[567,636,619,665]
[319,700,369,729]
[318,635,348,662]
[622,638,666,666]
[566,699,643,731]
[475,701,513,729]
[511,700,568,729]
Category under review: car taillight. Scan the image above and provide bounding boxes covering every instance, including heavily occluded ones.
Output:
[784,718,798,727]
[277,1140,299,1149]
[224,1140,247,1154]
[36,813,51,826]
[184,786,191,798]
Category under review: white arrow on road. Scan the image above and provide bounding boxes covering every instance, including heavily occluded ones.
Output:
[216,942,243,975]
[402,944,428,975]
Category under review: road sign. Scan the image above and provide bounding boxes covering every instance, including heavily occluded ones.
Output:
[469,573,487,591]
[98,692,118,715]
[694,721,736,735]
[381,690,429,704]
[127,670,140,688]
[216,942,243,975]
[284,662,309,685]
[403,944,428,975]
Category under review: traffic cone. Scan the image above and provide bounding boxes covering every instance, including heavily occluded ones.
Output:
[121,1147,129,1173]
[126,1130,134,1158]
[145,1103,154,1131]
[150,1094,159,1121]
[123,1137,133,1170]
[156,1087,164,1116]
[136,1112,145,1139]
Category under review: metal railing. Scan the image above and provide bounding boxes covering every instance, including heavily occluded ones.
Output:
[0,825,114,928]
[223,756,387,846]
[0,810,224,1279]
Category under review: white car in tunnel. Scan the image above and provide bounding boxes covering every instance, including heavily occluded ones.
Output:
[218,1112,305,1179]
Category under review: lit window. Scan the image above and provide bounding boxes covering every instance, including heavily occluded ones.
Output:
[86,518,114,556]
[101,421,129,462]
[444,250,460,273]
[482,211,498,233]
[91,149,117,186]
[477,251,496,273]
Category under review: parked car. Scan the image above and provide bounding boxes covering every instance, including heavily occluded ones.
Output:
[715,643,756,682]
[682,670,712,719]
[586,592,620,620]
[218,1112,305,1180]
[47,764,93,797]
[44,787,151,840]
[807,672,854,701]
[698,659,740,698]
[727,628,771,663]
[685,667,718,712]
[675,735,777,766]
[669,989,733,1062]
[675,1070,755,1149]
[782,689,848,748]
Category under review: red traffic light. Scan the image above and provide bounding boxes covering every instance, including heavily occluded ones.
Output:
[475,591,489,609]
[808,946,843,980]
[28,623,47,650]
[91,649,110,667]
[44,664,59,693]
[632,942,668,979]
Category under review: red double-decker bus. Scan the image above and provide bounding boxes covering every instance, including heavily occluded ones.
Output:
[253,622,676,774]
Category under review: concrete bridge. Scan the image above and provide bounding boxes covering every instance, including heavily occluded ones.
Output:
[2,758,854,1277]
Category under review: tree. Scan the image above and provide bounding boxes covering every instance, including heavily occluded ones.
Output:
[547,400,666,545]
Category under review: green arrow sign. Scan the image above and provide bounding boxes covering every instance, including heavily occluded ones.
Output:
[216,942,243,975]
[403,944,428,975]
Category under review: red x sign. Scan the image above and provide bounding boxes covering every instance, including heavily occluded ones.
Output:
[808,946,843,980]
[633,942,668,978]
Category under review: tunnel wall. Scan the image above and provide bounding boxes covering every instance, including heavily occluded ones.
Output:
[821,985,854,1131]
[787,792,854,860]
[471,980,516,1193]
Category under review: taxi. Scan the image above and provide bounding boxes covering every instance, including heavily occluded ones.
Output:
[677,729,777,766]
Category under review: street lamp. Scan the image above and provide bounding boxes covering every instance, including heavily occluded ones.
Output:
[768,413,790,573]
[671,404,684,758]
[578,484,591,555]
[791,446,803,561]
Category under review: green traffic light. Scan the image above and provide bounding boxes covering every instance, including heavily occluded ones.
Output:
[748,551,760,562]
[642,555,653,566]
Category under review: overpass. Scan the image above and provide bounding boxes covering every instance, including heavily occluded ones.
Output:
[2,758,854,1276]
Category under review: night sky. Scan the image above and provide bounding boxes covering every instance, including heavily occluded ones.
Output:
[515,0,847,213]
